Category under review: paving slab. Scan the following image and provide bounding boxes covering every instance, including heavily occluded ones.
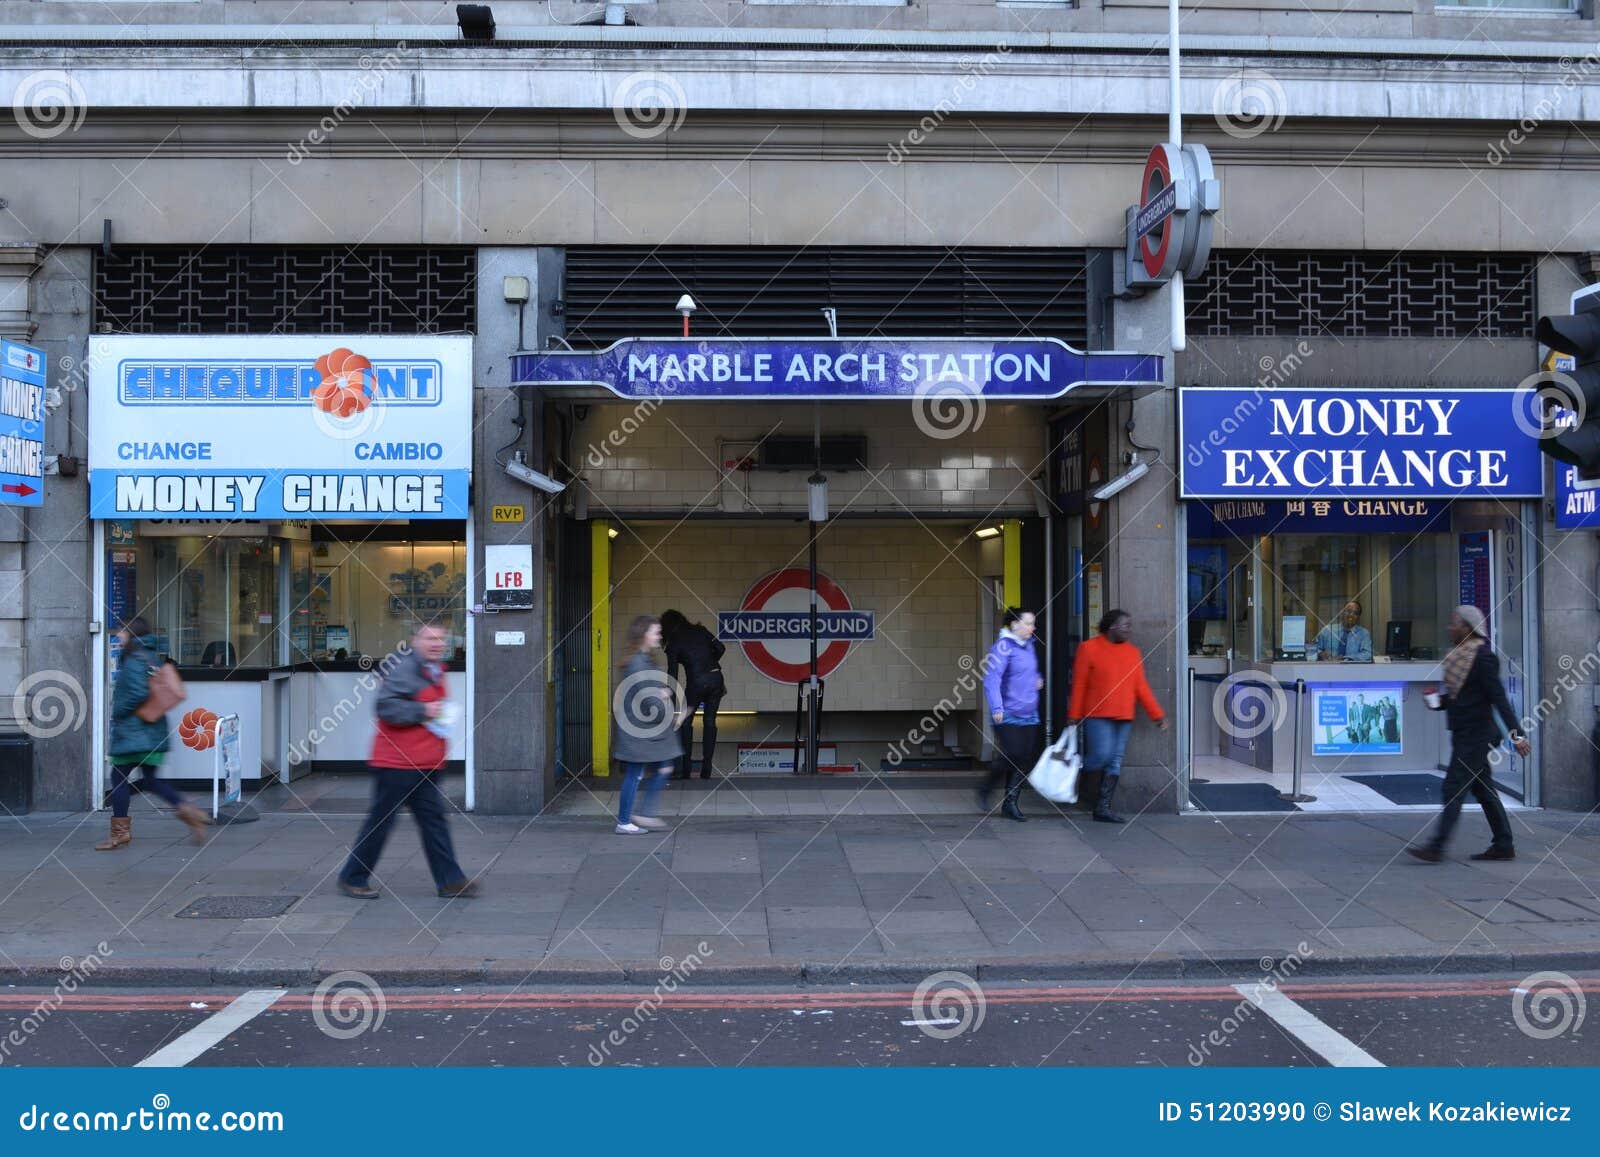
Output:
[1,809,1598,985]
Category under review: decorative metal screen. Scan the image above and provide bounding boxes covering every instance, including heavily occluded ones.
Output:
[1186,251,1536,339]
[563,247,1090,345]
[94,247,477,334]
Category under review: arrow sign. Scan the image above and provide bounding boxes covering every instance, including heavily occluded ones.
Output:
[0,339,47,509]
[1,482,36,498]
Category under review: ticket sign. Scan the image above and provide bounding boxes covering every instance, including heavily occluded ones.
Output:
[484,543,534,611]
[0,339,47,508]
[88,335,471,519]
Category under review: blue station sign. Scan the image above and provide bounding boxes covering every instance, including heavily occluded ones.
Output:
[0,339,47,508]
[510,338,1162,400]
[1179,387,1544,500]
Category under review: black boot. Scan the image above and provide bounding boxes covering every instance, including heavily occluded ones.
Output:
[1093,774,1126,824]
[1001,772,1027,822]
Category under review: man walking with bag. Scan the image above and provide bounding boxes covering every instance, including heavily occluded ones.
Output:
[1407,606,1528,863]
[1066,610,1167,824]
[339,623,480,899]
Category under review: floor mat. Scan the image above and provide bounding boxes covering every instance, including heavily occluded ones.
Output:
[1188,781,1299,812]
[1343,773,1444,805]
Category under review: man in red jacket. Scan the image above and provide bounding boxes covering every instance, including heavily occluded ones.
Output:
[1066,609,1167,824]
[339,624,479,899]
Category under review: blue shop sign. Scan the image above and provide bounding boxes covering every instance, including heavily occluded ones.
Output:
[1189,497,1451,538]
[1179,388,1543,500]
[511,338,1162,400]
[0,339,47,509]
[1549,408,1600,529]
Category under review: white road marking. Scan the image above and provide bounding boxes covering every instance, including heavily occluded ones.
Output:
[901,1017,961,1027]
[135,989,285,1068]
[1233,984,1385,1068]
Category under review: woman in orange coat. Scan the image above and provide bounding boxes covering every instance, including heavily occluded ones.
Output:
[1066,609,1167,823]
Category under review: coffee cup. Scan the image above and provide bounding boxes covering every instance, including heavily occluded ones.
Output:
[1423,689,1442,709]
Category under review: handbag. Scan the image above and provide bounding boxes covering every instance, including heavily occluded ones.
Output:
[136,659,187,723]
[1028,726,1081,804]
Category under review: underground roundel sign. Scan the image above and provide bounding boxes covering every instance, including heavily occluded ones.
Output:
[718,568,875,684]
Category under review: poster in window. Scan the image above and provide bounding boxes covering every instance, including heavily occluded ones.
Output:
[1312,683,1403,756]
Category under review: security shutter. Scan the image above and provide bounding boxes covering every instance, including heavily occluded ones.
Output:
[562,247,1090,345]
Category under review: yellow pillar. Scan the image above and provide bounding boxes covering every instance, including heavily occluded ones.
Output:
[1002,518,1023,610]
[591,521,611,775]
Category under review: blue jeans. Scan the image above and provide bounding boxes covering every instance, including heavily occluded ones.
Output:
[618,761,673,824]
[1082,718,1133,779]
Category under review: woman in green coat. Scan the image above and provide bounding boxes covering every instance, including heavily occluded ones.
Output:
[95,616,209,850]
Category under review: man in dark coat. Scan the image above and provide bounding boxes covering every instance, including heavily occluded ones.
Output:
[661,609,727,780]
[1407,605,1529,863]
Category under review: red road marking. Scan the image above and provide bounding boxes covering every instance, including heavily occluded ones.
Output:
[2,977,1594,1014]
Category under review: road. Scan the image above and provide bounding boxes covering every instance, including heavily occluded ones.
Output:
[1,973,1593,1068]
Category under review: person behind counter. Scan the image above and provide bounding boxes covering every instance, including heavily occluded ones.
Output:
[1314,600,1373,662]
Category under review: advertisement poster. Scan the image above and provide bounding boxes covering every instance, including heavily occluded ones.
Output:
[1312,683,1403,755]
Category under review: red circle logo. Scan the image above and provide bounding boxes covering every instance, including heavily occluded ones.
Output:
[732,568,862,684]
[179,707,218,751]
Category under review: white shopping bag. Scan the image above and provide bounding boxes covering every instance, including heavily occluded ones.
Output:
[1028,726,1080,804]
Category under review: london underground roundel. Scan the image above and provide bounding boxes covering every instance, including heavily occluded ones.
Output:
[1137,143,1187,281]
[718,568,876,684]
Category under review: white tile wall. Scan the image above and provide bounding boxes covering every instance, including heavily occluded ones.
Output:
[573,402,1046,517]
[610,521,987,714]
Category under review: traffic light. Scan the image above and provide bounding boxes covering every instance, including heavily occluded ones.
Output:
[1536,284,1600,484]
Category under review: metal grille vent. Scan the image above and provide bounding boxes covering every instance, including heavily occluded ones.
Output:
[94,247,477,334]
[562,247,1090,345]
[1186,251,1535,339]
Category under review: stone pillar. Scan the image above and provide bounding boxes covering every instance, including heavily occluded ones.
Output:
[1535,253,1600,812]
[469,248,553,813]
[1107,280,1181,814]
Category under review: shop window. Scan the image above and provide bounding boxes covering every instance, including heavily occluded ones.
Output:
[290,538,467,665]
[1262,535,1363,659]
[135,534,280,668]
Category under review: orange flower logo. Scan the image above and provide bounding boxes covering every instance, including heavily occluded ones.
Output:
[179,708,219,751]
[310,348,374,418]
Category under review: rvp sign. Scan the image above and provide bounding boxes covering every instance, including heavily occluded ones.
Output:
[484,544,534,611]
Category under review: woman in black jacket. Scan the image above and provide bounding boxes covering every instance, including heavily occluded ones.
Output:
[1407,605,1529,863]
[661,609,727,780]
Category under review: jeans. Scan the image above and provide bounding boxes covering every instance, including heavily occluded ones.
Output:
[1429,734,1515,852]
[678,681,724,777]
[108,758,181,818]
[340,767,467,890]
[985,722,1039,795]
[1082,718,1133,779]
[619,761,673,824]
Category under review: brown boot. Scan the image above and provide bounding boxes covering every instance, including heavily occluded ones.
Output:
[175,802,212,844]
[94,816,132,851]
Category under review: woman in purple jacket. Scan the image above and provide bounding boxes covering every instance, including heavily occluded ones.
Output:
[980,608,1044,821]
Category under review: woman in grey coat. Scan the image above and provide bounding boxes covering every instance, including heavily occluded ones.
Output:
[612,615,683,834]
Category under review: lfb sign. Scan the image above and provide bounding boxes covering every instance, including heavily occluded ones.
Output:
[1124,143,1220,290]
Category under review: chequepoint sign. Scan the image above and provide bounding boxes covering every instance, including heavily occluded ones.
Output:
[1125,142,1220,289]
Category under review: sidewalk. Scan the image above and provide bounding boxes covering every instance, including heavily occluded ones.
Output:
[2,791,1599,986]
